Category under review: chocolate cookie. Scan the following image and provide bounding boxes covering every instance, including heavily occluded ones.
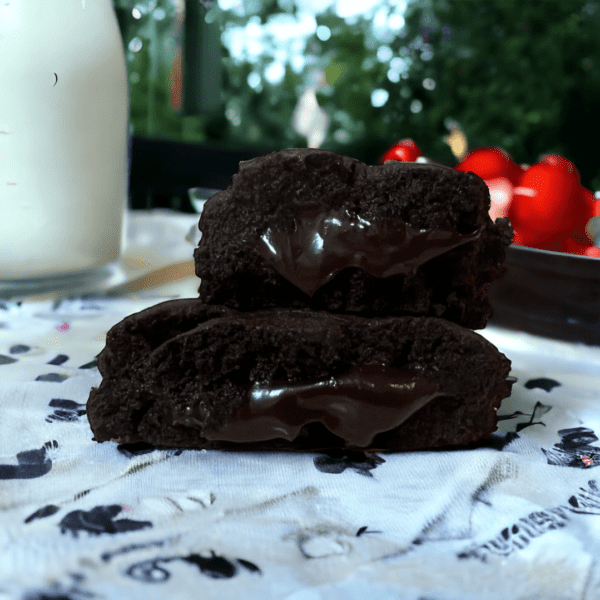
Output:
[194,148,512,329]
[86,299,513,452]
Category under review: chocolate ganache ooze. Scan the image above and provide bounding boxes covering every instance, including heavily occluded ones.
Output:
[174,364,443,448]
[253,205,483,297]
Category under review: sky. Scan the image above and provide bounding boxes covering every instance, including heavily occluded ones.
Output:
[218,0,397,18]
[217,0,408,88]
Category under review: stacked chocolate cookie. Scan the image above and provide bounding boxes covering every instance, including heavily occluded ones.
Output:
[87,148,514,452]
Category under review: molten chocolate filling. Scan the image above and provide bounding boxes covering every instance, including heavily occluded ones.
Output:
[175,364,443,448]
[254,205,483,296]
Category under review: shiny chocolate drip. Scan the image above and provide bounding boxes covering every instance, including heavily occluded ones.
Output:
[188,364,443,448]
[254,206,483,297]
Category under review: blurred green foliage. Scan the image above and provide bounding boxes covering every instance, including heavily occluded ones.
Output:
[113,0,183,138]
[399,0,600,190]
[113,0,600,190]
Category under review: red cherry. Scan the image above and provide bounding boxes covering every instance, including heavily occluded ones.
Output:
[511,224,566,251]
[486,176,514,220]
[563,236,600,258]
[585,246,600,258]
[380,139,422,163]
[508,160,583,235]
[539,154,581,184]
[571,187,596,244]
[582,187,600,217]
[564,236,588,255]
[455,147,523,186]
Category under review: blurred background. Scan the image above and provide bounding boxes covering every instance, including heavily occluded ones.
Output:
[113,0,600,211]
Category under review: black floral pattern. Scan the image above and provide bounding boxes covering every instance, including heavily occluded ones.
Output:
[125,552,261,583]
[2,271,600,599]
[35,373,69,383]
[46,399,86,423]
[543,428,600,468]
[47,354,69,366]
[0,441,58,480]
[25,505,61,524]
[59,506,152,538]
[314,450,385,477]
[524,378,562,392]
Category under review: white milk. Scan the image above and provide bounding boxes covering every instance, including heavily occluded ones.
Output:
[0,0,128,280]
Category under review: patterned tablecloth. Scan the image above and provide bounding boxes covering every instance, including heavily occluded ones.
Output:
[2,210,600,600]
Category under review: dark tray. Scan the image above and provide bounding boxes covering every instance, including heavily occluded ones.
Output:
[489,244,600,345]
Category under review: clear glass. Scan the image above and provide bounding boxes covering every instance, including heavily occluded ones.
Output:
[0,0,129,298]
[185,186,220,247]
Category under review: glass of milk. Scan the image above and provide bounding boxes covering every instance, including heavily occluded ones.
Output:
[0,0,129,297]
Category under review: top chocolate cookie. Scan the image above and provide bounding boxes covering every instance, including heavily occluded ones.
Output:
[194,148,512,328]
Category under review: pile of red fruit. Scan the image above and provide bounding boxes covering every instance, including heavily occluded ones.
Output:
[380,139,600,257]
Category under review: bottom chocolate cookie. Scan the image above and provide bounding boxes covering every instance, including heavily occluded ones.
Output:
[86,299,513,452]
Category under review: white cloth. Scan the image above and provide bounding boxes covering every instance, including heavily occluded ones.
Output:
[1,211,600,600]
